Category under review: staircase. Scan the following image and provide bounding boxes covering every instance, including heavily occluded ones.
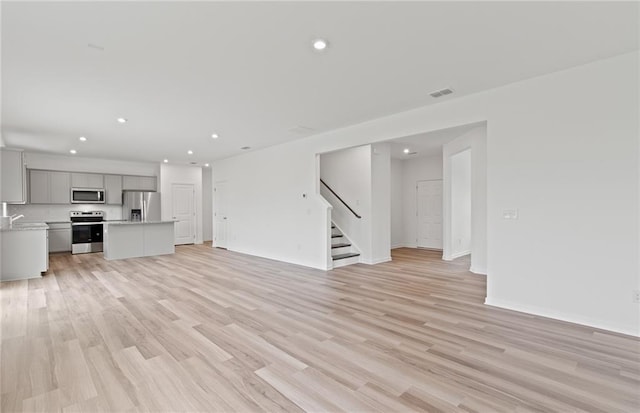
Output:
[331,223,360,268]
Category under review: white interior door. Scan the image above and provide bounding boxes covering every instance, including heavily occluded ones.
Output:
[417,180,443,249]
[214,182,228,249]
[172,183,195,245]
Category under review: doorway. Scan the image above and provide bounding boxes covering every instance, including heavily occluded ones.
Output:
[448,149,472,258]
[416,179,443,249]
[172,183,195,245]
[214,181,228,249]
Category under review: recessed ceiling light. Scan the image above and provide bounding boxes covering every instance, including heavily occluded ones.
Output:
[403,148,410,154]
[69,149,77,154]
[117,117,127,123]
[187,150,193,155]
[163,159,168,163]
[211,133,219,139]
[204,163,210,167]
[312,39,328,51]
[79,136,87,142]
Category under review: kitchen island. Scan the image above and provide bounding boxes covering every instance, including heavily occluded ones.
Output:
[1,223,49,281]
[103,221,175,260]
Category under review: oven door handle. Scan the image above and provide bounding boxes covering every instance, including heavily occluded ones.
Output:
[71,222,104,226]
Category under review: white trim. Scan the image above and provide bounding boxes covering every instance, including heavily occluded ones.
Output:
[485,297,640,338]
[417,247,443,252]
[469,265,487,275]
[364,256,392,265]
[443,250,470,261]
[230,247,328,271]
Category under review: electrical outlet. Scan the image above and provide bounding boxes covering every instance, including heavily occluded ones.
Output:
[633,290,640,304]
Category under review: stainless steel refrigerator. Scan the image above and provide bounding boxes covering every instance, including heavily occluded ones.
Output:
[122,191,161,222]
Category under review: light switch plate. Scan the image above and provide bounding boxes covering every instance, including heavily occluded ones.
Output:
[503,209,518,220]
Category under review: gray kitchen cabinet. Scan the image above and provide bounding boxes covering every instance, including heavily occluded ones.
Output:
[123,175,157,191]
[105,175,123,204]
[71,173,104,189]
[49,172,71,204]
[29,170,71,204]
[1,149,27,204]
[48,222,71,252]
[29,170,50,204]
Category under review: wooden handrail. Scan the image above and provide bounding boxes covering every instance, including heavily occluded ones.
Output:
[320,179,362,219]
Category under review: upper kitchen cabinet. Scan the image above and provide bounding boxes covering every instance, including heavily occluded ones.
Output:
[30,170,71,204]
[29,170,49,204]
[71,173,104,189]
[1,149,27,204]
[49,172,71,203]
[104,175,123,204]
[123,175,157,191]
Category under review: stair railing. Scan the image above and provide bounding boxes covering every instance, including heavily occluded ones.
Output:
[320,179,362,219]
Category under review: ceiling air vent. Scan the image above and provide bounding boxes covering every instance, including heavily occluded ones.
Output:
[429,87,454,98]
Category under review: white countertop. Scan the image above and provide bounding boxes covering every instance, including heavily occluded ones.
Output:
[1,222,49,232]
[104,220,176,226]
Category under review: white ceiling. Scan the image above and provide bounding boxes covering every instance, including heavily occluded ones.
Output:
[2,2,638,165]
[389,122,483,160]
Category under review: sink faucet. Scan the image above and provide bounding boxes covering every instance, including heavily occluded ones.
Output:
[10,214,24,223]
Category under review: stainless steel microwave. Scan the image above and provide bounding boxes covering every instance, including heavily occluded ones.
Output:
[71,188,105,204]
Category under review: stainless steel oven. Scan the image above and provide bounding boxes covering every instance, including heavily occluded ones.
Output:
[70,211,104,254]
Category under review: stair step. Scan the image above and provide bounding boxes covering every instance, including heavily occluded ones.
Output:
[331,224,336,229]
[331,243,351,249]
[332,252,360,261]
[331,234,343,238]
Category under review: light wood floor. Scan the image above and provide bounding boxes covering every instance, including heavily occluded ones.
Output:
[1,246,639,412]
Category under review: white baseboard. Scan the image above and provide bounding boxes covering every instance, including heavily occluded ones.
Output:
[417,247,443,252]
[469,266,487,275]
[443,250,470,261]
[450,250,471,259]
[364,256,392,265]
[485,296,640,338]
[228,247,328,271]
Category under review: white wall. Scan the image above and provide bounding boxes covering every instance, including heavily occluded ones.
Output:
[370,143,391,263]
[320,145,372,262]
[202,168,213,242]
[214,52,639,336]
[450,149,472,258]
[159,164,203,244]
[214,142,329,268]
[401,154,443,248]
[390,159,403,248]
